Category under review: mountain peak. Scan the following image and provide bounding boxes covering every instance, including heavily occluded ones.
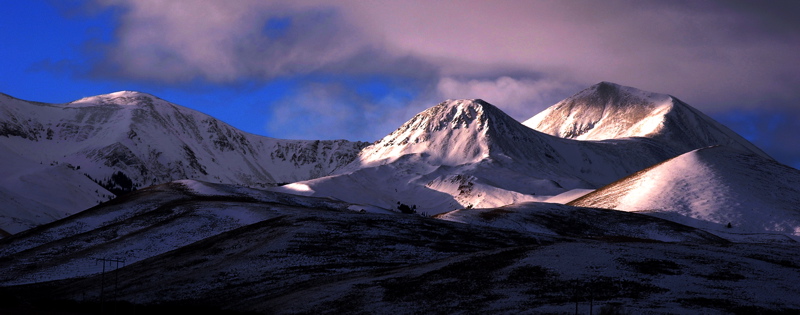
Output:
[67,91,161,107]
[379,98,512,141]
[523,82,771,159]
[353,98,532,166]
[582,81,672,106]
[522,82,674,140]
[414,99,499,131]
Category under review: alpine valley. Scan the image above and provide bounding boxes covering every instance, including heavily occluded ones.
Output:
[2,82,799,314]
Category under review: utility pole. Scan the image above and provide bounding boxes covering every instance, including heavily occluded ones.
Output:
[95,258,125,315]
[589,278,594,315]
[114,259,125,315]
[97,258,105,314]
[573,279,580,315]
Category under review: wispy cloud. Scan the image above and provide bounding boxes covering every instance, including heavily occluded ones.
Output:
[264,78,429,141]
[437,76,576,120]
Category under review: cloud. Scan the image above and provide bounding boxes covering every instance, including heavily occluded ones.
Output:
[342,0,800,109]
[264,79,430,141]
[81,1,799,109]
[436,76,576,120]
[264,76,575,141]
[86,0,411,83]
[65,0,799,165]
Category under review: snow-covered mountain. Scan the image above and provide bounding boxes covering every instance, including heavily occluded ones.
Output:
[569,145,800,240]
[523,81,770,158]
[0,91,368,234]
[277,82,775,216]
[2,83,776,232]
[4,82,800,314]
[277,99,683,214]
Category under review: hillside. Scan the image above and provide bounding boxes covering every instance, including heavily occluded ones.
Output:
[1,180,799,314]
[569,145,800,240]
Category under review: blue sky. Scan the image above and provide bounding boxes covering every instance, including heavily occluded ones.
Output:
[2,0,799,168]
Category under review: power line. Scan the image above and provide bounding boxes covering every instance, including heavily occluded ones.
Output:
[95,257,125,315]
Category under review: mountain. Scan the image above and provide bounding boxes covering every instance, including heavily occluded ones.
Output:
[569,145,800,240]
[523,81,770,158]
[1,83,775,231]
[277,99,681,214]
[3,83,800,314]
[0,91,368,234]
[278,83,772,216]
[352,98,560,167]
[2,180,800,314]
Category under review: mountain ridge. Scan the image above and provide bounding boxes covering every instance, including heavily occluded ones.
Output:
[0,91,368,233]
[280,97,700,213]
[0,82,787,234]
[3,84,800,313]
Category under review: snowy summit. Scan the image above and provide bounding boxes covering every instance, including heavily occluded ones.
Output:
[525,82,770,158]
[356,99,549,167]
[66,91,161,107]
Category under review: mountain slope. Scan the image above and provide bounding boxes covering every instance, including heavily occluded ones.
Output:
[0,142,111,233]
[569,145,800,240]
[0,179,546,287]
[0,180,368,285]
[523,81,770,158]
[277,99,678,214]
[0,91,368,234]
[436,202,726,243]
[2,183,799,313]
